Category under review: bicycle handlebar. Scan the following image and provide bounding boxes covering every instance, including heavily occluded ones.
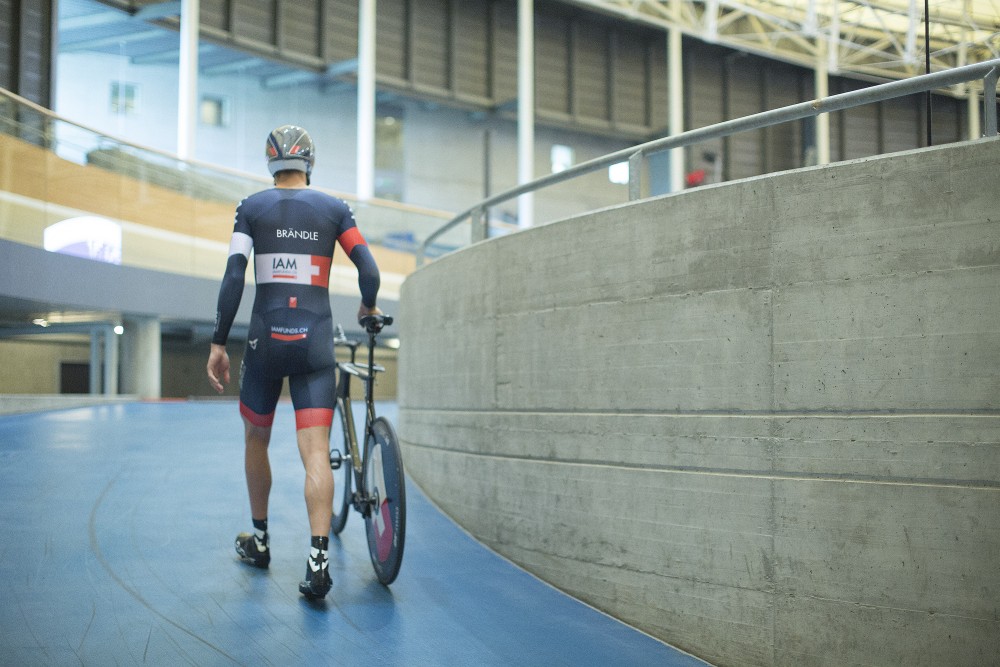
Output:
[359,314,393,334]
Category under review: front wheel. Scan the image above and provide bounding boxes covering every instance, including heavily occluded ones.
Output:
[362,417,406,585]
[329,403,353,536]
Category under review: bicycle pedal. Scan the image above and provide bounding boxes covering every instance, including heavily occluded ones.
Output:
[329,449,346,469]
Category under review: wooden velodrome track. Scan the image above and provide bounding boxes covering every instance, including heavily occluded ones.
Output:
[0,400,708,665]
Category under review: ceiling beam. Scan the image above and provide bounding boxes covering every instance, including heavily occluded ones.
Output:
[61,29,166,53]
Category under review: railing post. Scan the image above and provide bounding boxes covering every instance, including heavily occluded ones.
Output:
[984,67,999,137]
[628,151,643,201]
[470,207,487,243]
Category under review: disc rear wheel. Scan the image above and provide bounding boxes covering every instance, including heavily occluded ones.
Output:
[362,417,406,585]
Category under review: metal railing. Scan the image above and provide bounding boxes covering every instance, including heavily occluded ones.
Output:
[0,86,457,280]
[418,57,1000,267]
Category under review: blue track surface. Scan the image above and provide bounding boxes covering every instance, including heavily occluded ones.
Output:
[0,401,707,665]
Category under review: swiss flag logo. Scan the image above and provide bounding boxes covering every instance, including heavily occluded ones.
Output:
[289,296,298,308]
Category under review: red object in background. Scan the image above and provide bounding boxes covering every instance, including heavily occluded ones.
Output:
[685,169,706,187]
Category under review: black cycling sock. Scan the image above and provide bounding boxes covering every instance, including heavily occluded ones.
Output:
[253,518,268,534]
[311,535,329,551]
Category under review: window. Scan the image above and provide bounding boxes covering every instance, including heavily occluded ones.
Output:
[374,107,405,201]
[110,82,138,115]
[551,144,574,173]
[608,161,629,184]
[200,96,229,127]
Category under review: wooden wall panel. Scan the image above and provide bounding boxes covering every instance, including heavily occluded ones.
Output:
[726,55,764,180]
[0,0,53,108]
[376,0,407,81]
[536,12,570,117]
[452,1,490,101]
[837,78,880,160]
[200,0,229,32]
[648,36,668,133]
[931,97,961,145]
[573,20,608,123]
[412,0,449,90]
[490,0,517,104]
[882,94,921,154]
[685,43,725,176]
[324,0,359,63]
[232,0,276,47]
[0,0,17,95]
[612,31,648,129]
[763,63,803,173]
[280,1,321,59]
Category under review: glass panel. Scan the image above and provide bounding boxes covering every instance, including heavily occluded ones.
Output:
[0,88,455,292]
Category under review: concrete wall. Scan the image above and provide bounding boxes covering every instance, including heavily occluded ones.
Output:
[397,137,1000,666]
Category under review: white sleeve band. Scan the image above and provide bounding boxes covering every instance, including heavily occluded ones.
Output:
[228,231,253,258]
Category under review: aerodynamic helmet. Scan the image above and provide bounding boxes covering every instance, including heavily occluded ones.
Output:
[266,125,315,179]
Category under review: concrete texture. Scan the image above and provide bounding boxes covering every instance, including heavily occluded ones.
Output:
[396,137,1000,666]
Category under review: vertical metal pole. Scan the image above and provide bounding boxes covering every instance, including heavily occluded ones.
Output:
[827,0,839,74]
[805,0,817,35]
[177,0,199,160]
[470,207,487,243]
[984,68,999,137]
[968,83,981,139]
[104,325,119,396]
[517,0,534,229]
[357,0,376,201]
[628,151,643,201]
[121,317,162,399]
[668,0,684,193]
[905,0,917,65]
[705,0,718,42]
[482,129,491,235]
[924,0,932,146]
[89,329,101,395]
[815,45,831,165]
[483,128,492,199]
[960,6,979,140]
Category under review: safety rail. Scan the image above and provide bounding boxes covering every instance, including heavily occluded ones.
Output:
[417,57,1000,267]
[0,86,456,277]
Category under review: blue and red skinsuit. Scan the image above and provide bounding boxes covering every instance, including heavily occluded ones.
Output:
[213,188,379,430]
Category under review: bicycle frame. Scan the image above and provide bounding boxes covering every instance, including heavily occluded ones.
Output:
[333,326,385,516]
[329,314,406,585]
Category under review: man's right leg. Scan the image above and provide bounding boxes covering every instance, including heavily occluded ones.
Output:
[244,418,272,520]
[290,369,336,599]
[235,362,282,569]
[235,415,275,568]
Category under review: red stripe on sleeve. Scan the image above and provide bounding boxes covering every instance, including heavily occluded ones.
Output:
[337,227,367,257]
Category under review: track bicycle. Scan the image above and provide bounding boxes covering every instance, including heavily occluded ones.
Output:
[328,314,406,585]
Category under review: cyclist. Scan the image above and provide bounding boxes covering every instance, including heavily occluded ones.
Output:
[207,124,382,600]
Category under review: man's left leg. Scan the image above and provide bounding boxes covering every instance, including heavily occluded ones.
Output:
[296,423,334,598]
[297,424,334,536]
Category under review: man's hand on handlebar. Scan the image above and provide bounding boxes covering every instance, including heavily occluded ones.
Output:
[358,303,383,326]
[358,304,394,334]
